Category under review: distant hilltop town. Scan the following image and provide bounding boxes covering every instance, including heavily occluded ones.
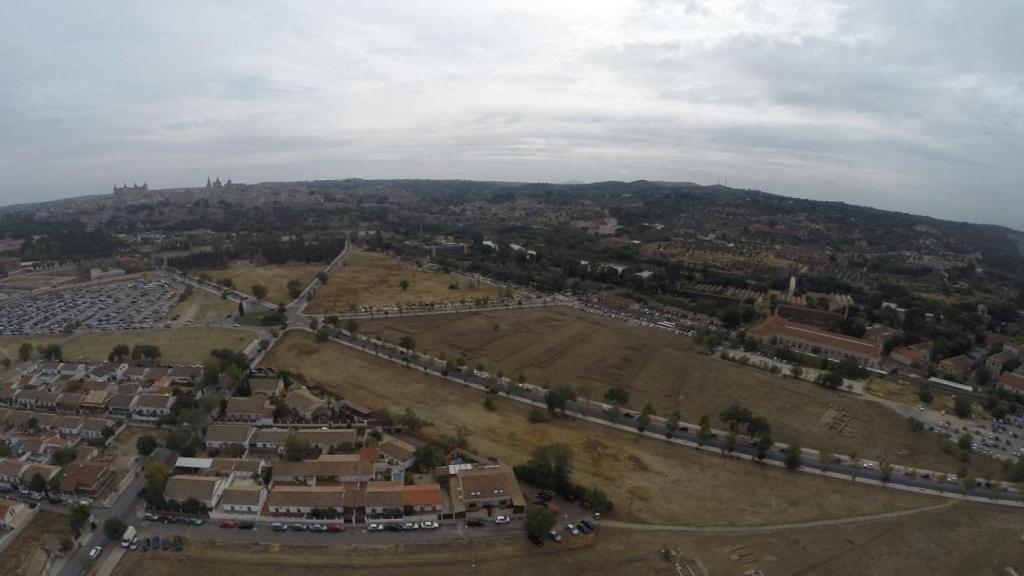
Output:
[114,177,233,196]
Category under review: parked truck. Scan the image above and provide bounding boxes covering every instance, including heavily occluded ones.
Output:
[120,525,137,548]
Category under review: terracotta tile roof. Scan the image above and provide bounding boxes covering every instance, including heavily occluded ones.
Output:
[269,485,345,508]
[401,484,442,507]
[164,475,222,502]
[749,315,880,357]
[204,424,255,444]
[220,484,264,507]
[284,387,327,415]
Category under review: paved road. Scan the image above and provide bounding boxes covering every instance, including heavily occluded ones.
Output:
[58,469,147,576]
[321,328,1024,507]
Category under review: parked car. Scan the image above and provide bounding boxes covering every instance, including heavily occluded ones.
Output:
[579,519,595,531]
[326,524,345,533]
[291,524,307,532]
[173,536,183,552]
[528,533,545,547]
[402,522,419,531]
[88,546,103,560]
[466,519,485,528]
[144,513,160,521]
[420,521,439,530]
[272,522,289,532]
[152,536,161,549]
[311,524,328,533]
[548,530,563,543]
[565,523,580,535]
[576,521,591,535]
[494,515,511,524]
[384,523,403,532]
[185,518,204,526]
[129,537,139,551]
[367,523,384,532]
[237,522,255,530]
[218,521,237,529]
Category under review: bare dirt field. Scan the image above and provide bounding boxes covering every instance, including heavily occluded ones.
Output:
[360,307,1000,478]
[1,327,252,367]
[260,331,936,527]
[0,510,72,576]
[112,502,1024,576]
[305,248,503,314]
[196,262,323,305]
[165,290,237,324]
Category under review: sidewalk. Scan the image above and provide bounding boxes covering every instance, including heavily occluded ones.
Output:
[94,545,125,576]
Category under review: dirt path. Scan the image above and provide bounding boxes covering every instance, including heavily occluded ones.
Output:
[600,500,957,534]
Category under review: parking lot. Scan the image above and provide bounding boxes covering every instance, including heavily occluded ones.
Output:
[0,274,184,335]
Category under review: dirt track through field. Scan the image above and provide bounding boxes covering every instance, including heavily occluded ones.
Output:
[599,500,956,534]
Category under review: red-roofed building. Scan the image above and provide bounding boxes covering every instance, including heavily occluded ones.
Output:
[747,315,882,368]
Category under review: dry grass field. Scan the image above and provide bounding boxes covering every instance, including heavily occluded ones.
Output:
[0,510,72,576]
[165,289,237,324]
[1,327,251,367]
[113,502,1024,576]
[305,248,503,313]
[260,331,936,527]
[197,262,323,304]
[361,307,999,478]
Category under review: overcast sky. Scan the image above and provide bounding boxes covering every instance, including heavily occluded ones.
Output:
[1,1,1021,228]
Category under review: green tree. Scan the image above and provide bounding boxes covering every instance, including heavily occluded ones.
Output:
[664,410,680,439]
[316,327,330,342]
[29,472,47,493]
[755,433,774,461]
[958,433,973,451]
[40,344,63,361]
[284,436,315,461]
[399,279,410,291]
[879,461,893,483]
[637,404,654,433]
[724,430,737,454]
[525,505,556,541]
[103,518,126,540]
[108,343,130,363]
[18,342,32,361]
[817,371,843,389]
[135,434,158,457]
[483,396,496,411]
[784,444,802,471]
[819,449,833,471]
[789,365,804,379]
[697,415,712,446]
[68,503,91,538]
[398,335,416,351]
[604,386,630,406]
[398,407,428,431]
[918,383,934,403]
[953,396,972,418]
[252,284,268,300]
[287,279,303,299]
[544,385,575,416]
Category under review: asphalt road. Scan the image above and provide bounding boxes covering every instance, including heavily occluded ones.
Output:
[327,329,1024,505]
[58,468,147,576]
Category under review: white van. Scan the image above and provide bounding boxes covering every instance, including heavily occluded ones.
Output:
[120,525,137,548]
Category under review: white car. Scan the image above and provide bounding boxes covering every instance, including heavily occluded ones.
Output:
[420,521,439,530]
[368,523,384,532]
[88,546,103,560]
[494,515,511,524]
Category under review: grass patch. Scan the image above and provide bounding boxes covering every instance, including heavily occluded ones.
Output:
[192,262,322,305]
[260,331,937,527]
[305,248,504,314]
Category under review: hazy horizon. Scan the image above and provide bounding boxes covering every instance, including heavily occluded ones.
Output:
[1,1,1022,228]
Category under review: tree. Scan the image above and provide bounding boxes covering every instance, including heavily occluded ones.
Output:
[135,435,158,456]
[0,357,9,369]
[697,415,712,446]
[817,371,844,389]
[719,404,753,432]
[198,394,222,414]
[397,407,428,431]
[252,284,268,300]
[513,443,574,494]
[398,335,416,351]
[789,365,803,379]
[68,503,91,538]
[18,342,32,361]
[953,396,972,418]
[344,318,359,334]
[103,518,126,540]
[144,462,170,505]
[525,505,556,541]
[755,433,773,461]
[317,271,329,284]
[287,279,303,299]
[309,317,320,331]
[724,430,737,454]
[819,449,833,471]
[284,436,315,461]
[29,472,47,493]
[483,396,496,411]
[918,383,934,403]
[879,461,893,483]
[108,343,130,363]
[316,327,330,342]
[399,279,410,291]
[40,344,63,361]
[664,411,680,439]
[958,433,973,451]
[784,444,802,471]
[604,386,630,406]
[637,404,654,433]
[412,444,442,473]
[545,385,575,416]
[577,381,594,403]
